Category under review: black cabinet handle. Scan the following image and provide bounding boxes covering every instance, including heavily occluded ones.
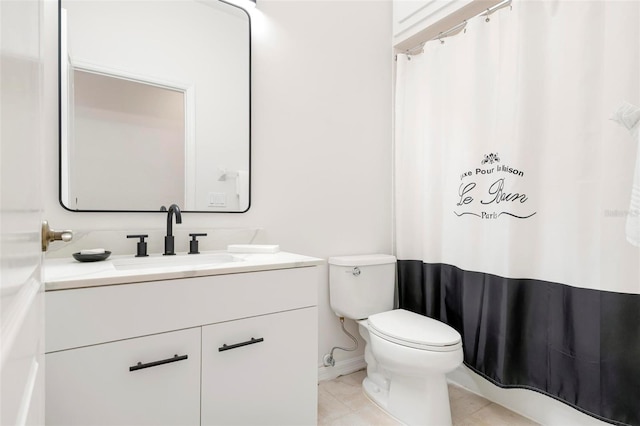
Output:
[129,354,188,372]
[218,337,264,352]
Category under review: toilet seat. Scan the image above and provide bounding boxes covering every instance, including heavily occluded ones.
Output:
[368,309,462,352]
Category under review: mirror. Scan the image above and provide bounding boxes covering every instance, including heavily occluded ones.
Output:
[59,0,251,212]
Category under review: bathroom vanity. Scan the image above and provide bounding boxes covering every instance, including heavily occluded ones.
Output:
[44,252,322,426]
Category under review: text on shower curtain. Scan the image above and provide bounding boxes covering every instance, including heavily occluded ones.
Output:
[454,153,536,219]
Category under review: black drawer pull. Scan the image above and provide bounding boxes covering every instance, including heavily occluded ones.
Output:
[129,354,188,372]
[218,337,264,352]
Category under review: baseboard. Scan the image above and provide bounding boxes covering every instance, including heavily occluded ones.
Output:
[447,365,608,426]
[317,356,366,382]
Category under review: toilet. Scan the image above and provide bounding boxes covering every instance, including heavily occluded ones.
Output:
[328,254,463,426]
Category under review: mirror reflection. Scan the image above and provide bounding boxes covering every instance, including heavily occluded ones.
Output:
[59,0,251,212]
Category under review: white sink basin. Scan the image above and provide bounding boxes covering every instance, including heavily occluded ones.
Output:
[112,253,243,271]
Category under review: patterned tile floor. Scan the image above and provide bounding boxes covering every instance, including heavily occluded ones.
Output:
[318,370,539,425]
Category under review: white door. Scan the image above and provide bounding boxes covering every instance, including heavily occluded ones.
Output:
[0,0,45,424]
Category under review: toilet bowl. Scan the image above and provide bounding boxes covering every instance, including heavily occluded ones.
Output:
[361,310,463,425]
[328,255,463,426]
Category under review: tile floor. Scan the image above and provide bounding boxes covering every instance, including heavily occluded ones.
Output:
[318,369,539,426]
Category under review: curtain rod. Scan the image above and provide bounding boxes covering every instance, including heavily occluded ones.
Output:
[432,0,512,41]
[396,0,512,55]
[479,0,512,20]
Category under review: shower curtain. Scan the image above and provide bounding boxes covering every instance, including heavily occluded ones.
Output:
[394,2,640,425]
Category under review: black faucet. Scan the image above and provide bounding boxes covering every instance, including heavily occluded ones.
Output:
[164,204,182,255]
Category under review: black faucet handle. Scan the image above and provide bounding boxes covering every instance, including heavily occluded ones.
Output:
[127,234,149,257]
[188,233,207,255]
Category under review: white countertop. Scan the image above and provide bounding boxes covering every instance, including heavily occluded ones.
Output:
[44,251,324,291]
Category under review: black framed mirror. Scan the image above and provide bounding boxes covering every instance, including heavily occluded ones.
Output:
[58,0,251,212]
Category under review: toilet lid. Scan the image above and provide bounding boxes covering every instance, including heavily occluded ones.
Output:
[368,309,462,351]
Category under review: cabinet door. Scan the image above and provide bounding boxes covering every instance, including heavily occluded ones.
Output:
[46,328,200,426]
[201,308,318,426]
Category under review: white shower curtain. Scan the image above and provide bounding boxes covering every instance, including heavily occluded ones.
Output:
[394,2,640,424]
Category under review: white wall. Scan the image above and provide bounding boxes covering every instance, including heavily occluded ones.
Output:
[43,0,393,371]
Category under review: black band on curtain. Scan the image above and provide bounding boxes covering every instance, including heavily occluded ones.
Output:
[397,260,640,426]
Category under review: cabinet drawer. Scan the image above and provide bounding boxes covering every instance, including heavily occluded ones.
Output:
[45,328,200,426]
[46,266,318,352]
[201,307,318,425]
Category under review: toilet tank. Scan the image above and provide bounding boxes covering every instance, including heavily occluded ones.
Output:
[328,254,396,320]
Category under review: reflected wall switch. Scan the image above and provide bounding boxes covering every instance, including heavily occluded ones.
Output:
[208,192,226,207]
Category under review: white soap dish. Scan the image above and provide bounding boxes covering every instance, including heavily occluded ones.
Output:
[227,244,280,254]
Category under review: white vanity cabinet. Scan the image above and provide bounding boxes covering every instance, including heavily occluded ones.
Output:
[45,263,320,426]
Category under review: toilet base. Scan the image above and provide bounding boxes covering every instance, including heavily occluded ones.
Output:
[362,376,390,410]
[357,317,458,425]
[362,374,453,426]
